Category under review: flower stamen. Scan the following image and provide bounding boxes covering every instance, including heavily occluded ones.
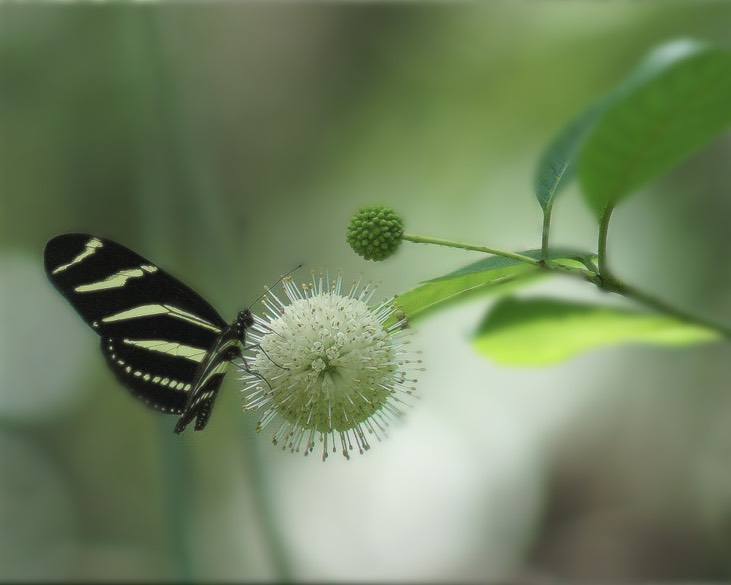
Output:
[240,273,421,461]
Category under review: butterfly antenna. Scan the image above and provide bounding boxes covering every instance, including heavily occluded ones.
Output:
[249,263,303,308]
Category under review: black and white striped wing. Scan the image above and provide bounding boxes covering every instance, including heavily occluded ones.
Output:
[173,327,242,434]
[43,233,229,423]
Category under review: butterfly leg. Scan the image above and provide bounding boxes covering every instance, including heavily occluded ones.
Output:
[245,342,289,371]
[243,366,275,394]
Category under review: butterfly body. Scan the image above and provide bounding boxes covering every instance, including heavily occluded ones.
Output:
[44,233,250,433]
[172,308,253,433]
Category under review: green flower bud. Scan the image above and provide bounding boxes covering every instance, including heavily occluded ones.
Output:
[346,206,405,261]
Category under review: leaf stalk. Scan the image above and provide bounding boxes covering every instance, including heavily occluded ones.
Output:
[403,231,731,340]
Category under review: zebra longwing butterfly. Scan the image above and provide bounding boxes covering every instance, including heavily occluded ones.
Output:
[44,233,254,434]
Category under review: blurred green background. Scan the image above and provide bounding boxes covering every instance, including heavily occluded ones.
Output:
[3,3,731,581]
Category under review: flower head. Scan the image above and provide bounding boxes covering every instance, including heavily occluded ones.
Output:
[240,273,419,461]
[347,206,404,261]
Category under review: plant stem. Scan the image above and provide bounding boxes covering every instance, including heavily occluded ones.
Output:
[155,424,195,582]
[124,12,195,581]
[605,277,731,338]
[402,233,541,266]
[246,442,294,581]
[541,206,553,261]
[136,11,291,580]
[549,262,731,338]
[403,230,730,339]
[598,206,614,277]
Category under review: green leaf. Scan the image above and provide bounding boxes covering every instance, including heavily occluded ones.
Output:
[391,249,594,324]
[578,39,731,218]
[473,296,720,365]
[534,100,608,212]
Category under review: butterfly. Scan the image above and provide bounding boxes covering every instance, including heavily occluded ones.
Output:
[44,233,254,434]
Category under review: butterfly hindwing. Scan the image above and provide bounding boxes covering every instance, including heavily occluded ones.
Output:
[174,366,227,433]
[101,336,201,414]
[44,233,233,426]
[174,329,243,433]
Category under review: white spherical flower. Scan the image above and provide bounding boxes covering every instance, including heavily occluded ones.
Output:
[240,274,420,461]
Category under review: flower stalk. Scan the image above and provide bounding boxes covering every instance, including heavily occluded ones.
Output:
[402,234,541,266]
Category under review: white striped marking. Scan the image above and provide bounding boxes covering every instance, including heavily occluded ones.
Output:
[121,338,208,363]
[101,304,221,333]
[52,238,103,274]
[191,359,230,401]
[75,265,158,292]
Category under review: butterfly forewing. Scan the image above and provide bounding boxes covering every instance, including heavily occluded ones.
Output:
[44,234,226,331]
[173,327,245,432]
[44,233,235,429]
